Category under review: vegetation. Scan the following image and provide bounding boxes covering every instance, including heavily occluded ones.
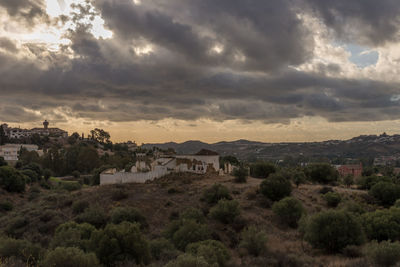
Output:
[365,241,400,267]
[260,173,292,201]
[209,199,241,224]
[202,184,232,204]
[233,164,248,183]
[250,162,276,178]
[110,206,148,228]
[302,210,365,252]
[42,247,100,267]
[323,192,342,207]
[362,207,400,241]
[272,197,305,228]
[369,182,400,206]
[239,226,268,257]
[186,240,231,266]
[0,166,25,192]
[305,163,338,184]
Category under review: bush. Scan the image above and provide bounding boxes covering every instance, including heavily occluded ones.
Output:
[394,199,400,208]
[110,207,148,229]
[202,184,232,204]
[150,238,179,261]
[171,220,211,251]
[72,200,90,214]
[59,180,82,192]
[305,163,338,184]
[90,222,150,265]
[272,197,305,228]
[42,247,100,267]
[75,206,109,228]
[0,237,43,265]
[111,188,128,201]
[22,163,42,178]
[293,171,307,188]
[233,165,248,183]
[250,162,276,178]
[342,245,363,258]
[362,207,400,241]
[239,226,268,257]
[357,175,391,190]
[343,174,354,187]
[319,186,334,194]
[260,173,292,201]
[302,210,365,252]
[43,169,52,181]
[72,170,81,178]
[341,201,366,215]
[179,207,206,224]
[0,166,25,192]
[209,199,240,224]
[370,182,400,206]
[5,216,29,238]
[186,240,231,266]
[21,169,39,183]
[51,222,96,250]
[323,192,342,207]
[365,241,400,267]
[0,201,13,212]
[165,253,211,267]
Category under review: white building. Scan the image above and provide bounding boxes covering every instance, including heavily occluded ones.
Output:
[1,121,68,139]
[100,149,220,185]
[0,144,39,161]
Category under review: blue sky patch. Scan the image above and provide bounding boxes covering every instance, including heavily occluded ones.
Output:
[345,44,379,68]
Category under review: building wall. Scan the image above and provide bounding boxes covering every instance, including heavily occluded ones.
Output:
[0,144,39,161]
[100,166,170,185]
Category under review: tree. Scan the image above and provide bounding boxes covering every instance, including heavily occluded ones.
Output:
[343,174,354,187]
[68,132,80,145]
[239,226,268,257]
[0,166,25,193]
[0,125,7,145]
[272,197,305,228]
[292,170,307,188]
[370,182,400,206]
[77,146,100,174]
[42,247,100,267]
[250,162,276,178]
[260,173,292,201]
[90,128,111,144]
[233,164,248,183]
[305,163,338,184]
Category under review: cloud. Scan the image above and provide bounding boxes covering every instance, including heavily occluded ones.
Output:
[0,0,400,127]
[0,0,48,25]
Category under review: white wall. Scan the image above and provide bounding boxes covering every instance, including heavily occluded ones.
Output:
[100,166,170,185]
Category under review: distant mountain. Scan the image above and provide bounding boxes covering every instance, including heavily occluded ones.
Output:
[143,133,400,161]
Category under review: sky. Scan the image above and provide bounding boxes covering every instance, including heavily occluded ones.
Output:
[1,0,400,144]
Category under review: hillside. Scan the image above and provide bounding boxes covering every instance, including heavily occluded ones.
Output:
[0,173,372,266]
[144,133,400,161]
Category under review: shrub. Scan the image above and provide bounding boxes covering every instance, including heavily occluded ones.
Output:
[179,207,206,224]
[170,220,212,250]
[22,163,42,178]
[0,201,13,212]
[343,175,354,187]
[186,240,231,266]
[75,206,109,228]
[72,200,90,214]
[357,175,391,190]
[342,245,363,258]
[394,199,400,208]
[0,237,43,265]
[0,166,25,192]
[110,207,148,229]
[341,201,366,215]
[365,241,400,267]
[324,192,342,207]
[165,254,211,267]
[260,173,292,201]
[60,180,82,192]
[370,182,400,206]
[362,207,400,241]
[42,247,100,267]
[51,222,96,250]
[202,184,232,204]
[302,210,365,252]
[209,199,240,224]
[319,186,334,194]
[90,222,150,265]
[111,188,128,201]
[250,162,276,178]
[43,169,52,181]
[150,238,179,261]
[233,165,248,183]
[305,163,338,184]
[5,216,29,238]
[293,171,307,188]
[239,226,268,257]
[272,197,305,228]
[72,170,81,178]
[21,169,39,183]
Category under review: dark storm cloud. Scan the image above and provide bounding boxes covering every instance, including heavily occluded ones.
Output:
[303,0,400,46]
[0,0,400,124]
[0,0,48,25]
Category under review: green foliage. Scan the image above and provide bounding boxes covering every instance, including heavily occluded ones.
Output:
[5,216,29,238]
[362,207,400,241]
[149,238,179,261]
[239,226,268,257]
[343,174,354,187]
[370,182,400,206]
[0,236,43,265]
[90,222,150,265]
[302,210,365,252]
[305,163,338,184]
[110,207,148,229]
[341,201,366,215]
[323,192,342,207]
[186,240,231,266]
[233,165,248,183]
[72,200,90,214]
[250,162,276,178]
[165,253,211,267]
[220,155,239,168]
[75,206,109,228]
[357,175,391,190]
[394,199,400,208]
[272,197,305,228]
[179,207,206,224]
[43,247,100,267]
[202,184,232,204]
[365,241,400,267]
[259,173,292,201]
[51,222,96,250]
[209,199,240,224]
[0,166,25,192]
[59,180,82,192]
[21,169,39,183]
[72,170,81,178]
[292,171,307,187]
[0,200,13,212]
[43,168,52,181]
[21,163,42,178]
